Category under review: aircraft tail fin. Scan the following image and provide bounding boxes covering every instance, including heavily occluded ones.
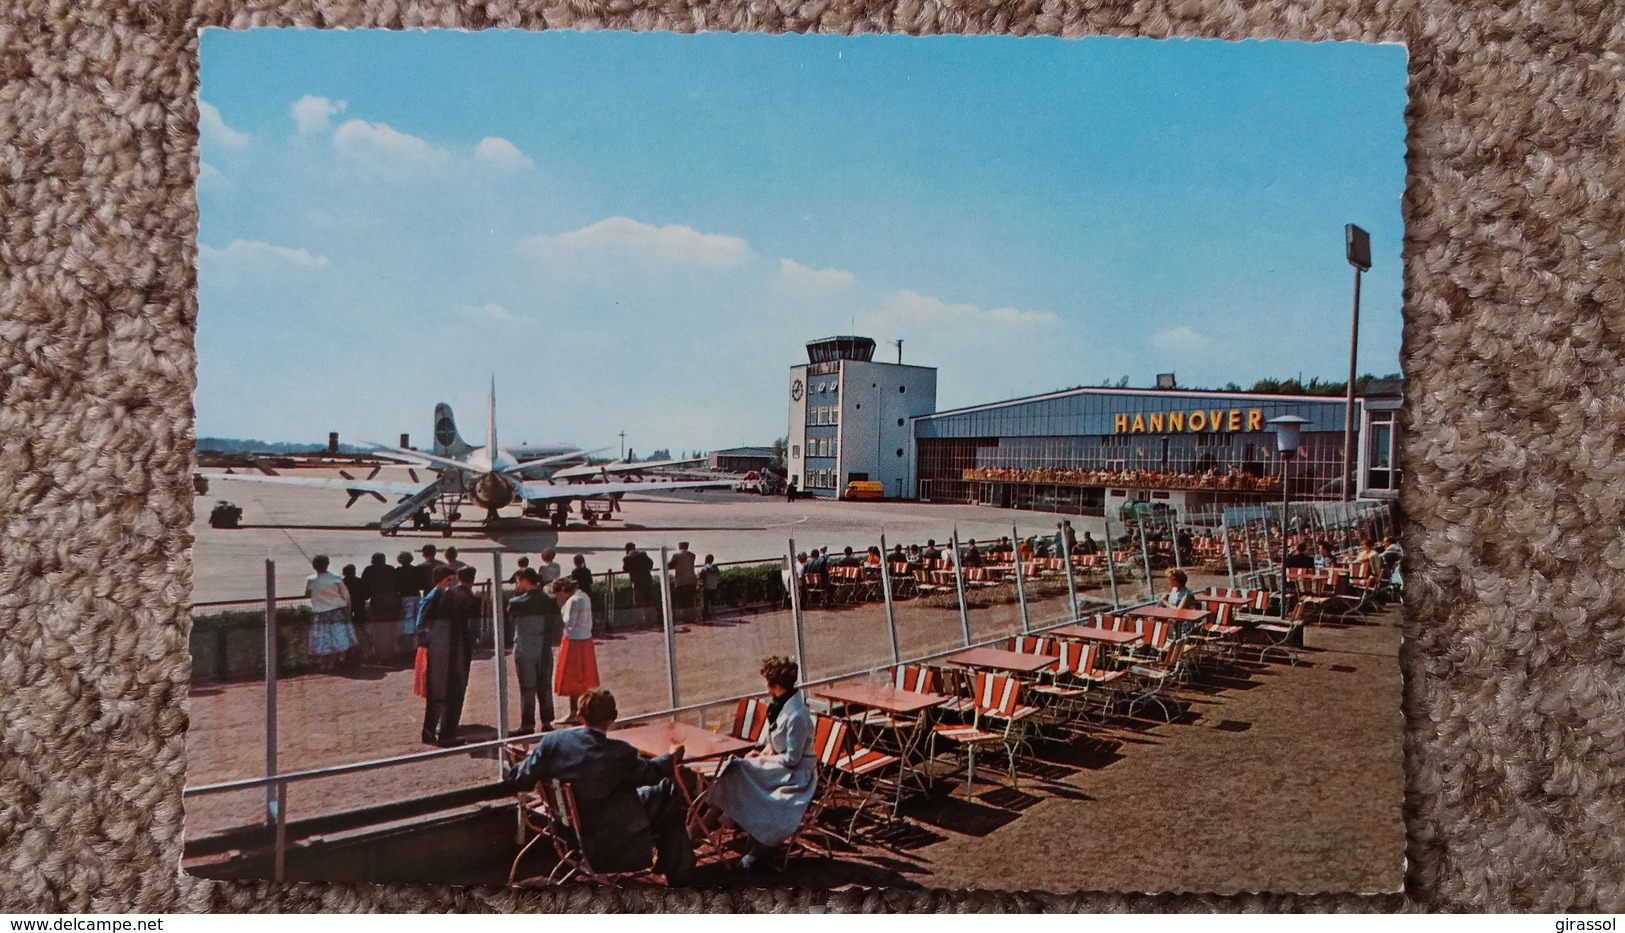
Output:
[432,403,476,458]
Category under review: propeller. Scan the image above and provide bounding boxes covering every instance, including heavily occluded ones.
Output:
[367,465,382,480]
[409,468,420,483]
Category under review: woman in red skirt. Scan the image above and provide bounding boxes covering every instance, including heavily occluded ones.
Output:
[551,576,599,725]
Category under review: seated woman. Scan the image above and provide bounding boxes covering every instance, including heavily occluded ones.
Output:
[1163,568,1198,610]
[703,656,818,870]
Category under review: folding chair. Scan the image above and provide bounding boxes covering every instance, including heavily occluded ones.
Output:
[1254,600,1310,665]
[888,561,918,599]
[510,777,661,886]
[929,672,1040,797]
[1029,640,1121,724]
[809,714,902,837]
[1122,640,1192,722]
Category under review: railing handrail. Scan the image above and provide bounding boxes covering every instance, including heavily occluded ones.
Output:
[181,599,1151,799]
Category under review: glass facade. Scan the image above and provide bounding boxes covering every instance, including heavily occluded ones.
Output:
[915,389,1360,509]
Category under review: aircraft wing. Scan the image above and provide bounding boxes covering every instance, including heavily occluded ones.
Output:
[550,457,705,481]
[511,477,732,501]
[199,472,429,497]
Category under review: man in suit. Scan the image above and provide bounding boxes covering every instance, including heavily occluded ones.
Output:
[506,689,694,883]
[416,565,480,747]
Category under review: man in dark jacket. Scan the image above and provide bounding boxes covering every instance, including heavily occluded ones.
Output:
[506,688,694,883]
[623,543,655,622]
[508,569,564,734]
[416,565,481,747]
[361,552,402,664]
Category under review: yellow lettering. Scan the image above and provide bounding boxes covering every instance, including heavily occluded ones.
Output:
[1148,412,1164,432]
[1131,413,1146,433]
[1247,409,1263,431]
[1209,410,1224,433]
[1188,411,1206,432]
[1167,411,1184,432]
[1113,413,1128,434]
[1228,409,1241,432]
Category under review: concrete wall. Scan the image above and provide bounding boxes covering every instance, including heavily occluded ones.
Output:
[838,360,937,499]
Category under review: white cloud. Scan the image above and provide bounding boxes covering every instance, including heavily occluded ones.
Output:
[291,95,346,134]
[198,100,249,150]
[1152,325,1210,351]
[521,217,755,275]
[332,119,450,174]
[875,290,1059,329]
[474,136,533,170]
[457,302,532,327]
[776,258,855,292]
[198,161,231,192]
[199,239,330,272]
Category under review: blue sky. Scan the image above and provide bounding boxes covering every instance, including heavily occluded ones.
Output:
[197,30,1408,453]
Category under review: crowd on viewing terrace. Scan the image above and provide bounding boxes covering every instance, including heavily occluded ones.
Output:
[962,465,1283,492]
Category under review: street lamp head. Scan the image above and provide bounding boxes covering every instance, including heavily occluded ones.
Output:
[1267,415,1311,457]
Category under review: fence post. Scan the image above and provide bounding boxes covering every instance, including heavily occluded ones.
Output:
[605,569,616,633]
[1167,507,1182,570]
[1138,517,1155,602]
[1222,513,1238,590]
[879,534,901,665]
[788,538,808,683]
[658,546,679,716]
[1102,513,1122,610]
[1060,525,1079,622]
[1012,525,1031,632]
[1243,514,1259,582]
[491,556,510,756]
[950,528,972,646]
[263,558,283,882]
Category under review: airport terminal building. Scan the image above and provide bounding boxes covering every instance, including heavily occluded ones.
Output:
[787,337,1400,515]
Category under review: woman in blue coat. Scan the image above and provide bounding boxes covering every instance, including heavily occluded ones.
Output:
[704,656,819,869]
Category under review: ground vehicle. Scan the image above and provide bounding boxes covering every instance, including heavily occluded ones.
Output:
[843,480,884,501]
[735,470,786,496]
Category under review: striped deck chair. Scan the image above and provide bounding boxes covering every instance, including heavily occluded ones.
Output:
[888,561,918,599]
[929,672,1041,796]
[510,778,661,887]
[810,713,902,836]
[1254,600,1310,665]
[1031,640,1122,722]
[1191,602,1243,659]
[1006,634,1058,657]
[1123,640,1192,722]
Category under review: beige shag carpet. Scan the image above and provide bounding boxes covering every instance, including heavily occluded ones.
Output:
[2,0,1623,914]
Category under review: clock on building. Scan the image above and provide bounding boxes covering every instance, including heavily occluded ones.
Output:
[790,379,804,401]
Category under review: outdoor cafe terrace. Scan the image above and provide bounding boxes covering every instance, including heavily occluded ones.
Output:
[184,508,1403,891]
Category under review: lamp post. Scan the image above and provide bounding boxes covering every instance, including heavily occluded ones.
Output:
[1343,224,1372,502]
[1268,415,1309,597]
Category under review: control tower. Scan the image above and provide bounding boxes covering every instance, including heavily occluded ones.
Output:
[787,336,937,500]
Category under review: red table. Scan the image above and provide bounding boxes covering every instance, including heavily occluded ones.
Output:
[943,647,1058,675]
[614,721,757,761]
[818,682,951,716]
[1048,624,1144,646]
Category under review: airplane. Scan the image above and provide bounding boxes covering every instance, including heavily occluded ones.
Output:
[199,383,733,536]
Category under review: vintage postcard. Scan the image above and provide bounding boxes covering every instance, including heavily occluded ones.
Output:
[186,29,1408,892]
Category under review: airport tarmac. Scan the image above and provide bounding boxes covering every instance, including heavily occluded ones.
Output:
[192,468,1128,604]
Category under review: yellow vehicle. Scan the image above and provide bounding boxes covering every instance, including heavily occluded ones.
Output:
[843,480,885,501]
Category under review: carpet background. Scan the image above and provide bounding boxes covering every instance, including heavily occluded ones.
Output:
[2,0,1622,913]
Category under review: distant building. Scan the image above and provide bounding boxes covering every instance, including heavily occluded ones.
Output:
[787,337,937,499]
[706,446,775,473]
